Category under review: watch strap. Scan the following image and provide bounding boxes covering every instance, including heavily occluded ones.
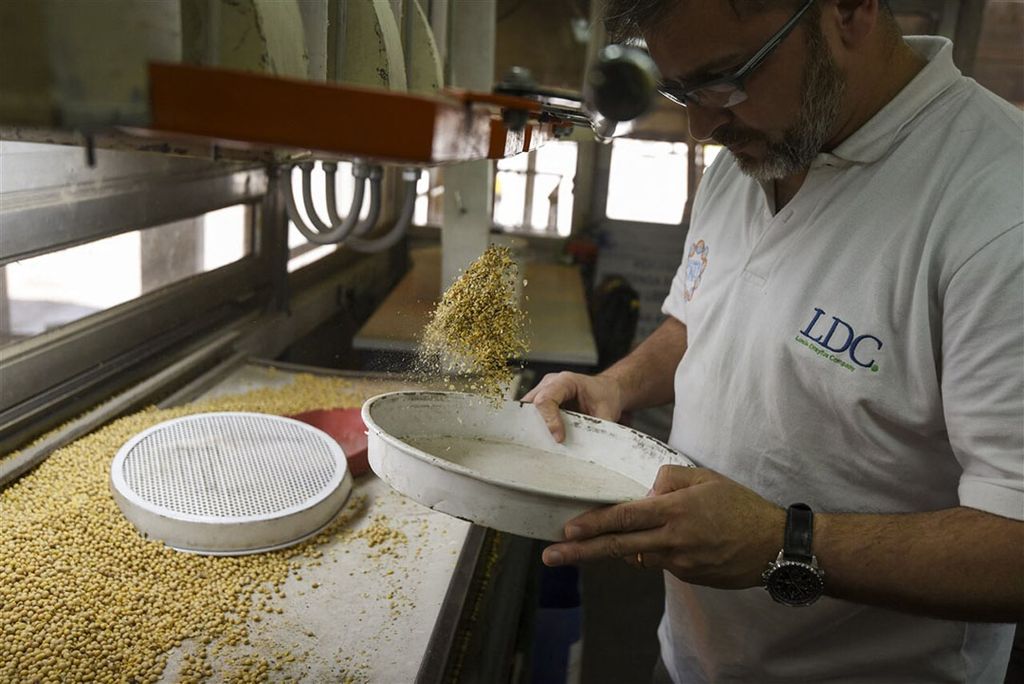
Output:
[783,503,814,562]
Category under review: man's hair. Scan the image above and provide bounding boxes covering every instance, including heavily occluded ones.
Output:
[602,0,894,44]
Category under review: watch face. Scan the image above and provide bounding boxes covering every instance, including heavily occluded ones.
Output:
[766,561,824,607]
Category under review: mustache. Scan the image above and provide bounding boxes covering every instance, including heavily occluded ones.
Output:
[712,127,765,148]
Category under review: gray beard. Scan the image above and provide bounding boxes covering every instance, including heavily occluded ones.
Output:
[735,22,846,182]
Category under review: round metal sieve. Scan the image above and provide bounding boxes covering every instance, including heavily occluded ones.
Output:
[110,412,352,555]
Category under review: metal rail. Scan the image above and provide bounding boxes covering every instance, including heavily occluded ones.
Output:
[416,525,488,683]
[1,166,268,266]
[0,330,240,488]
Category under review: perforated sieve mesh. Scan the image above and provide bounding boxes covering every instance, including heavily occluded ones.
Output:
[117,413,343,519]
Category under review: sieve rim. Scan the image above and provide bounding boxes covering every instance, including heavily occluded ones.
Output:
[110,412,349,525]
[362,390,690,504]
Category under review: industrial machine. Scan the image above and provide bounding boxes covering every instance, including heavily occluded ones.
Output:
[0,2,645,680]
[0,0,1016,682]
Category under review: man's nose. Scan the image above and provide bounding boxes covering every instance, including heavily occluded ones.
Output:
[686,104,731,142]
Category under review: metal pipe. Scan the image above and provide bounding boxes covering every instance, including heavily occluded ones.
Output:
[299,162,333,232]
[345,168,420,252]
[322,161,368,242]
[205,0,221,66]
[284,163,364,245]
[157,351,247,408]
[351,166,384,236]
[0,330,240,488]
[284,163,387,246]
[332,0,347,80]
[284,169,329,243]
[403,0,416,86]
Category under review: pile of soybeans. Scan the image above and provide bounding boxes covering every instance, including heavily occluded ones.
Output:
[418,245,529,400]
[0,374,413,683]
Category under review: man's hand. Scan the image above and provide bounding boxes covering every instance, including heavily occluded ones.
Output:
[541,465,786,589]
[522,372,625,443]
[522,317,686,441]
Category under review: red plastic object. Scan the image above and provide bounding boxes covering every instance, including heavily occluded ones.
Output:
[288,408,370,477]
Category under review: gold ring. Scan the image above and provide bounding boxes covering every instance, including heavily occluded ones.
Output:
[636,551,645,568]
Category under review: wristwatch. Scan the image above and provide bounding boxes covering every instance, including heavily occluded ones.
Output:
[762,503,825,607]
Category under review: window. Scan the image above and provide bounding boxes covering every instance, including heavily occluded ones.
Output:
[703,144,724,168]
[689,142,724,211]
[894,12,941,35]
[974,0,1024,107]
[493,140,577,236]
[605,139,688,224]
[0,205,252,347]
[891,1,1023,108]
[493,151,530,228]
[414,167,445,227]
[0,140,270,447]
[603,139,724,225]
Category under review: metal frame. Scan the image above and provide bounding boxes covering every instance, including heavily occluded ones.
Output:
[0,158,279,453]
[0,164,267,266]
[417,529,537,683]
[0,159,401,470]
[0,262,266,444]
[417,525,488,683]
[0,330,242,487]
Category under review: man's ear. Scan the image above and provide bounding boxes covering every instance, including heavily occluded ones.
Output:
[829,0,884,49]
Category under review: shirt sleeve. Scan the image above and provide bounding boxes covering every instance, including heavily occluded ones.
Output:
[661,261,690,325]
[942,223,1024,520]
[661,155,728,326]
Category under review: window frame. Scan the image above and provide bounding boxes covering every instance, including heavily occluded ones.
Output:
[493,142,579,236]
[587,134,725,228]
[0,149,277,448]
[1,163,267,267]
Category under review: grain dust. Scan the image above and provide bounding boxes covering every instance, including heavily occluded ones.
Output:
[0,374,418,683]
[417,245,528,401]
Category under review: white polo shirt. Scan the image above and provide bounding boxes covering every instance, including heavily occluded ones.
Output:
[659,37,1023,683]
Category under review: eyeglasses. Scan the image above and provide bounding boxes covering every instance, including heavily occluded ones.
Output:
[657,0,816,109]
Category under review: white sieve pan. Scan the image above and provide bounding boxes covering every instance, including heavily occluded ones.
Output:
[363,391,694,540]
[110,412,353,555]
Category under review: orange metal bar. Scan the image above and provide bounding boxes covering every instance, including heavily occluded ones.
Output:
[147,63,499,164]
[526,122,560,153]
[489,117,526,158]
[487,117,570,160]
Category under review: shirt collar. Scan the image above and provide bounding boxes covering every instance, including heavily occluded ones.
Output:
[827,36,962,165]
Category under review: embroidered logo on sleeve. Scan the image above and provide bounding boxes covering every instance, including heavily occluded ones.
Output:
[684,240,709,301]
[794,306,884,373]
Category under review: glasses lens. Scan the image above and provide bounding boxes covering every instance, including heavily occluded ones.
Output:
[658,81,747,109]
[692,82,746,108]
[722,89,749,108]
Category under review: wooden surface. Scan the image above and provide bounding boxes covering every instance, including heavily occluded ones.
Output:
[354,247,598,367]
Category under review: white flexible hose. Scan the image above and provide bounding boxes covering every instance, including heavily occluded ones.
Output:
[351,167,383,237]
[299,162,333,233]
[285,163,368,245]
[284,172,325,244]
[322,161,367,242]
[345,168,420,253]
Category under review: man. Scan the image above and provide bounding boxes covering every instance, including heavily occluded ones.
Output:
[523,0,1024,681]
